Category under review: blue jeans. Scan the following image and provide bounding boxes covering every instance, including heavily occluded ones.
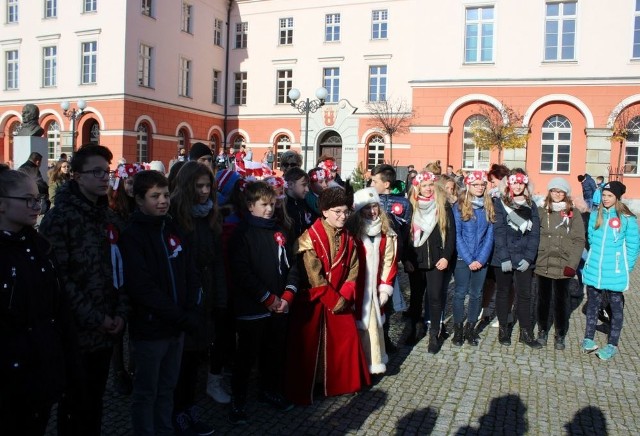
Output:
[131,334,184,436]
[453,259,488,323]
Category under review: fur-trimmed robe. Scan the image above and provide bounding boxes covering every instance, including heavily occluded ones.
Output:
[285,218,371,405]
[355,230,397,374]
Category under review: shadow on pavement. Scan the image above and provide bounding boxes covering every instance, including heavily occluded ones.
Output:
[563,406,608,435]
[395,406,438,435]
[307,389,388,434]
[455,394,528,436]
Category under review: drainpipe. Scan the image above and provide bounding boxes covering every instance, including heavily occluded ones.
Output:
[223,0,233,152]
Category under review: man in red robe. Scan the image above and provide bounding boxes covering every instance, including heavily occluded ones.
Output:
[286,187,371,405]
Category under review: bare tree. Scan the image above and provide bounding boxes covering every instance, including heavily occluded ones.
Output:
[470,102,529,164]
[366,98,414,165]
[609,105,640,179]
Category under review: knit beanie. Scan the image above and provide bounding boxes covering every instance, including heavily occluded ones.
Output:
[216,169,241,206]
[547,177,571,195]
[353,187,380,213]
[149,160,166,174]
[189,142,212,161]
[602,181,626,200]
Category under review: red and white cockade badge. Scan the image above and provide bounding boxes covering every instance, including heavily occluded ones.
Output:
[273,231,290,274]
[609,217,621,242]
[391,202,404,216]
[167,234,183,259]
[560,210,573,219]
[274,231,286,246]
[556,209,574,233]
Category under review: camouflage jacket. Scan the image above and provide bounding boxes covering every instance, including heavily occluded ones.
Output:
[39,181,129,352]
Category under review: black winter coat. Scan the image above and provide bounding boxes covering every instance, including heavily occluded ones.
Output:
[406,205,456,270]
[119,211,202,341]
[285,193,316,239]
[491,198,541,267]
[0,227,77,406]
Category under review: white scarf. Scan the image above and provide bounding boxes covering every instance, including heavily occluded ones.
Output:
[362,217,382,237]
[501,198,533,234]
[412,197,437,247]
[552,202,571,233]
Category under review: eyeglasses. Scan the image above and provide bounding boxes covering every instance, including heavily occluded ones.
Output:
[76,168,113,178]
[550,189,566,194]
[329,208,350,217]
[0,195,46,209]
[281,162,299,168]
[470,183,487,188]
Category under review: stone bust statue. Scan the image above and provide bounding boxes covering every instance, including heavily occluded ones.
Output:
[15,104,45,137]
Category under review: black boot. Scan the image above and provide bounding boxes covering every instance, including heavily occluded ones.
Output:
[439,323,449,341]
[427,332,440,354]
[498,324,512,346]
[452,323,464,346]
[406,323,418,346]
[537,330,548,346]
[465,322,480,346]
[519,328,543,349]
[554,335,566,350]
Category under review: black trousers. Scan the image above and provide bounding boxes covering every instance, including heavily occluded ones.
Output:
[58,347,113,436]
[409,268,444,334]
[536,275,571,336]
[494,268,534,330]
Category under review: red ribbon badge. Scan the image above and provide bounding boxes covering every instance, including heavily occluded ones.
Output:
[391,202,404,216]
[274,231,286,247]
[560,210,573,219]
[609,217,621,229]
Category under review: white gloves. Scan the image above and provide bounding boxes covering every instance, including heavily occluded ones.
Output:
[516,259,530,272]
[501,260,513,273]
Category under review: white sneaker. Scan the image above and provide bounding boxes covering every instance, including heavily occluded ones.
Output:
[207,373,231,404]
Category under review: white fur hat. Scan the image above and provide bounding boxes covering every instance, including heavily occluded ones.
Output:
[149,160,166,174]
[353,187,380,213]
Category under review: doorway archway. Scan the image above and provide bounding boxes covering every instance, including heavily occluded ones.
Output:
[318,130,342,169]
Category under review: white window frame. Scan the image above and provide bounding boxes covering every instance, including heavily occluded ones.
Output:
[465,6,494,63]
[179,57,191,97]
[212,69,220,104]
[7,0,18,23]
[83,0,97,13]
[540,115,572,173]
[234,71,247,105]
[44,0,56,18]
[42,46,57,88]
[137,123,149,162]
[276,69,292,104]
[368,65,387,102]
[367,134,385,171]
[6,49,18,89]
[181,2,192,34]
[371,9,388,40]
[323,67,340,103]
[138,44,152,87]
[47,121,60,160]
[214,18,223,46]
[276,135,291,164]
[235,22,248,49]
[81,41,97,84]
[141,0,152,17]
[633,0,640,59]
[623,116,640,175]
[325,13,340,42]
[279,17,293,45]
[544,1,577,61]
[463,115,490,170]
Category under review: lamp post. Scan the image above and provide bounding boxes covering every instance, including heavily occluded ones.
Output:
[61,99,87,150]
[288,87,328,170]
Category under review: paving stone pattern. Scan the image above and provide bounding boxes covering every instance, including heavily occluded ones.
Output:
[45,266,640,435]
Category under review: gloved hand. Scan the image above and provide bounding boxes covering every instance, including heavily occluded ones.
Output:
[501,260,513,273]
[516,259,530,272]
[379,292,389,306]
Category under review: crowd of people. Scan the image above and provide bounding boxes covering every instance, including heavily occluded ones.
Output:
[1,142,638,435]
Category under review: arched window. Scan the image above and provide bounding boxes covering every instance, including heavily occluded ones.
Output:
[8,121,20,164]
[367,134,385,171]
[275,134,291,165]
[624,116,640,175]
[233,135,246,150]
[47,122,60,160]
[89,120,100,145]
[210,134,219,154]
[178,127,190,151]
[463,115,490,170]
[137,123,149,162]
[540,115,571,173]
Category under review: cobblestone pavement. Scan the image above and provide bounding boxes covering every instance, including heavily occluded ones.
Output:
[46,266,640,435]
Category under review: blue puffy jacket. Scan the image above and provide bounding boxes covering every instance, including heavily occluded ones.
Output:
[491,198,540,268]
[583,208,639,292]
[453,203,494,266]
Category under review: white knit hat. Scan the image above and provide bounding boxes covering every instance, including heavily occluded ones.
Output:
[547,177,571,195]
[353,187,380,213]
[149,160,166,174]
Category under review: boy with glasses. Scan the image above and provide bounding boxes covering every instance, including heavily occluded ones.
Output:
[279,150,302,173]
[40,144,129,435]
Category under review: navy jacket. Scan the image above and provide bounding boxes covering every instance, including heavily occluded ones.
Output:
[491,198,541,267]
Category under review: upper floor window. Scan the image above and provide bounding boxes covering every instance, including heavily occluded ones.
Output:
[6,49,19,89]
[368,65,387,102]
[141,0,152,17]
[212,69,220,104]
[179,57,191,97]
[138,44,152,87]
[367,135,385,171]
[540,115,571,173]
[279,17,293,45]
[463,115,490,170]
[181,2,193,33]
[214,18,223,46]
[44,0,56,18]
[545,1,576,61]
[235,22,248,49]
[323,67,340,103]
[234,71,247,105]
[42,46,57,87]
[83,0,97,13]
[371,9,388,40]
[634,0,640,58]
[7,0,18,23]
[623,116,640,175]
[81,41,97,84]
[465,6,494,63]
[325,13,340,42]
[276,69,292,104]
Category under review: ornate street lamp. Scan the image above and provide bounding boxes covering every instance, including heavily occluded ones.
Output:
[61,99,87,150]
[288,87,328,170]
